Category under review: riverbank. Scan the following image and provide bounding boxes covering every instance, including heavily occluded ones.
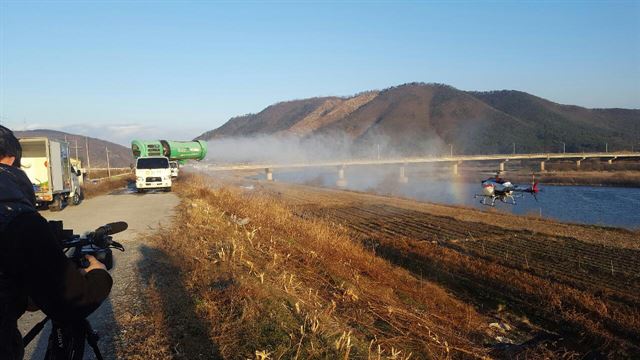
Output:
[116,173,640,359]
[502,170,640,187]
[261,167,640,229]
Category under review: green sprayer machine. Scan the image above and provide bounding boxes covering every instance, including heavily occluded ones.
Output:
[131,140,207,188]
[131,140,207,162]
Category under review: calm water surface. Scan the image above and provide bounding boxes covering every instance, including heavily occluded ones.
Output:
[273,169,640,230]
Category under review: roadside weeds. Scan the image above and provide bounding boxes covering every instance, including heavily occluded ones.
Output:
[83,175,133,199]
[115,175,493,359]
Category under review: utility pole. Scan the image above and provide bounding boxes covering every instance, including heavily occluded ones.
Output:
[85,137,91,175]
[450,144,453,157]
[605,142,608,153]
[512,142,516,154]
[561,142,566,153]
[106,147,111,178]
[377,144,380,160]
[69,139,82,161]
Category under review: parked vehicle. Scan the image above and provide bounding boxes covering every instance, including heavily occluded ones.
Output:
[19,137,73,210]
[169,161,179,178]
[70,158,86,186]
[70,164,84,205]
[135,156,172,192]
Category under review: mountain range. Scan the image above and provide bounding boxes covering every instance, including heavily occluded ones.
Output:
[14,129,133,168]
[196,83,640,156]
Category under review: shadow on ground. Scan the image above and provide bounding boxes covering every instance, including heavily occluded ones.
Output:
[137,245,222,359]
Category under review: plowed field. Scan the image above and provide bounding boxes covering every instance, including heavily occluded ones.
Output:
[309,204,640,299]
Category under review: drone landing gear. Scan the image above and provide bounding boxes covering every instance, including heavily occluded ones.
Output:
[475,195,497,207]
[501,196,517,205]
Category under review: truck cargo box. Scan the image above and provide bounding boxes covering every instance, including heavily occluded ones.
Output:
[19,137,72,210]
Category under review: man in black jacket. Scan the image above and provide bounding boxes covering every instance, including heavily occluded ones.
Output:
[0,125,113,359]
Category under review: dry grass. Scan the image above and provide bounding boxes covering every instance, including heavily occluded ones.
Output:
[370,235,640,357]
[116,174,496,359]
[86,168,132,179]
[83,175,133,199]
[245,180,640,357]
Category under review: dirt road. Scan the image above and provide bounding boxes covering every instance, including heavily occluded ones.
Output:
[18,188,179,360]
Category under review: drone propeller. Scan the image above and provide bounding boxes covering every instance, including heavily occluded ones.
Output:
[479,170,508,183]
[531,181,540,193]
[532,191,539,202]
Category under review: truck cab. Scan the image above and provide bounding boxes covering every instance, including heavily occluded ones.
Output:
[135,156,172,192]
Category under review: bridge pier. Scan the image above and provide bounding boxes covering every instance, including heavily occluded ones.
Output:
[398,164,408,183]
[452,162,461,176]
[607,157,617,165]
[499,159,509,172]
[265,168,273,181]
[336,165,348,187]
[540,161,546,172]
[576,159,582,170]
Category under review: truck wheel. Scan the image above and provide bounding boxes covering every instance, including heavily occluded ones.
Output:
[137,189,145,194]
[164,187,172,192]
[49,195,63,212]
[72,192,81,205]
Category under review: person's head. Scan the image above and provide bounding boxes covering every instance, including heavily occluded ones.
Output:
[0,125,21,167]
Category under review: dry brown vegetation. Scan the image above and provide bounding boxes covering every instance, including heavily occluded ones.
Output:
[369,236,640,356]
[266,182,640,358]
[115,174,639,359]
[86,168,132,180]
[83,174,133,199]
[116,174,504,359]
[197,83,640,155]
[521,170,640,187]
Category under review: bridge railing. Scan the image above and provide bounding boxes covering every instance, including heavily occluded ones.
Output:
[199,151,640,171]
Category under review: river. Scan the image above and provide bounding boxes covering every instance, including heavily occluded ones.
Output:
[272,168,640,230]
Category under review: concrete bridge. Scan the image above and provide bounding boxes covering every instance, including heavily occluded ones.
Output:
[202,152,640,186]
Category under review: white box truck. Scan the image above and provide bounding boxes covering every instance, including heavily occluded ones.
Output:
[135,156,172,193]
[19,137,82,210]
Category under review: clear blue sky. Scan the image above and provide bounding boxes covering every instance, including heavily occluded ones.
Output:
[1,1,639,145]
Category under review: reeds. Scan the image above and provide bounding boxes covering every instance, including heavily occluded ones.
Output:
[83,174,133,198]
[117,175,494,359]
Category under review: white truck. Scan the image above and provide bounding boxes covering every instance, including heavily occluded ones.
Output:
[19,137,83,210]
[135,156,172,193]
[169,160,179,178]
